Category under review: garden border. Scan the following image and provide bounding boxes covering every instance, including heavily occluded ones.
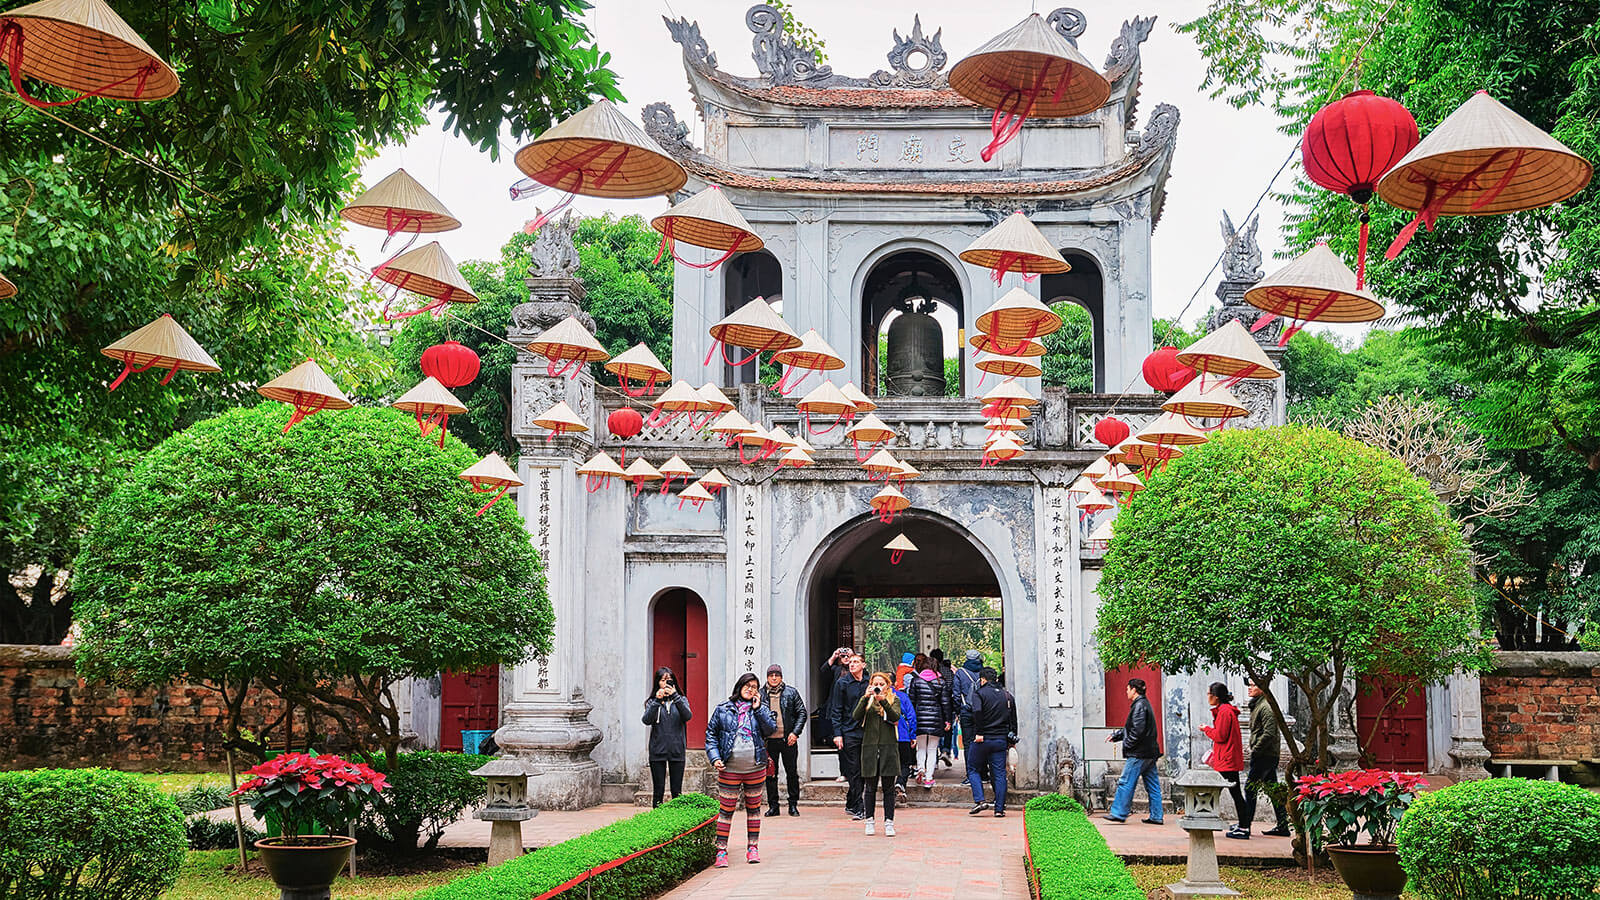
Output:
[1023,794,1144,900]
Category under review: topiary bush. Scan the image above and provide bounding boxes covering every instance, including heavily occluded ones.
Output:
[0,768,187,900]
[1398,778,1600,899]
[1024,794,1144,900]
[357,752,494,853]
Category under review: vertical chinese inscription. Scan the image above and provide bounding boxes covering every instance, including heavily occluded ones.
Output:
[735,487,763,677]
[1044,488,1073,708]
[532,467,555,693]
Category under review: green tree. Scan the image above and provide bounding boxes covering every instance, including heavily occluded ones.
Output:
[1095,426,1489,779]
[1282,329,1469,424]
[72,404,551,766]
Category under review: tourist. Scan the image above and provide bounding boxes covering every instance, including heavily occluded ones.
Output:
[891,678,916,799]
[853,671,903,836]
[1103,678,1163,824]
[965,667,1016,817]
[1201,681,1247,833]
[907,653,951,788]
[1229,677,1290,839]
[641,666,691,808]
[930,648,957,765]
[816,646,853,748]
[953,650,984,786]
[896,652,916,690]
[829,652,869,818]
[706,673,778,868]
[761,664,805,817]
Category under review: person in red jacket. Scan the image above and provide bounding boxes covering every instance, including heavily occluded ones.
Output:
[1200,682,1247,832]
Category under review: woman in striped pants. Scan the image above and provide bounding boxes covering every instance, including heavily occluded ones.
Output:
[706,673,778,867]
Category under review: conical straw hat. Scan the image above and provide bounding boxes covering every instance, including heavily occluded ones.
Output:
[679,481,716,503]
[736,425,772,448]
[1104,442,1141,467]
[0,272,16,300]
[0,0,180,101]
[773,328,846,371]
[700,468,732,488]
[1377,91,1593,216]
[885,533,919,553]
[392,376,468,416]
[101,314,220,373]
[624,458,663,482]
[1244,243,1384,324]
[870,484,910,512]
[604,342,669,383]
[791,434,815,454]
[971,333,1046,357]
[976,287,1064,340]
[1077,483,1114,512]
[985,435,1025,459]
[1067,475,1098,496]
[1162,380,1248,419]
[697,383,736,413]
[846,414,896,443]
[896,460,921,480]
[1122,440,1182,468]
[532,400,588,433]
[461,452,523,489]
[528,316,610,363]
[797,381,855,416]
[374,242,478,303]
[340,168,460,233]
[764,426,798,449]
[653,380,712,413]
[948,13,1110,118]
[779,447,814,467]
[862,449,904,474]
[960,212,1071,275]
[985,417,1027,433]
[650,185,764,252]
[709,409,755,436]
[577,451,625,478]
[514,99,688,199]
[709,297,801,353]
[981,379,1038,407]
[1174,319,1282,380]
[258,359,353,409]
[841,382,876,412]
[1087,518,1116,544]
[1136,412,1210,446]
[1083,456,1111,481]
[659,455,695,478]
[1099,465,1144,494]
[976,354,1043,378]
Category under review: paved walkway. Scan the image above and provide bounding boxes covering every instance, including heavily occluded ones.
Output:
[437,803,637,849]
[1091,815,1294,864]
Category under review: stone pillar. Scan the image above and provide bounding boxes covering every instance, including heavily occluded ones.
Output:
[1167,767,1240,898]
[1444,669,1492,780]
[1328,674,1361,772]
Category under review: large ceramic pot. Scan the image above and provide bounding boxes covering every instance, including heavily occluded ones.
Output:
[254,835,355,900]
[1326,844,1408,900]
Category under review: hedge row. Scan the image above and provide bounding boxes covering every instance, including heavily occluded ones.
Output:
[417,793,717,900]
[1024,794,1143,900]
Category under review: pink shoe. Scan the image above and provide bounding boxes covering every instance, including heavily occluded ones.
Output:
[746,845,760,864]
[714,849,729,868]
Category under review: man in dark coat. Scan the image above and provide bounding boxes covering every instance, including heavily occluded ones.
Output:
[828,653,869,818]
[761,664,806,817]
[1230,675,1291,838]
[964,668,1018,817]
[1104,677,1163,824]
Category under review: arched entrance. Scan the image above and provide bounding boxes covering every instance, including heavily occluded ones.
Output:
[722,251,783,386]
[651,588,708,749]
[859,249,964,397]
[1040,251,1104,392]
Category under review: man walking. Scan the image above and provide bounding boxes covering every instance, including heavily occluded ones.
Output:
[761,664,805,817]
[829,653,869,818]
[1104,677,1163,824]
[1229,676,1290,838]
[965,667,1017,817]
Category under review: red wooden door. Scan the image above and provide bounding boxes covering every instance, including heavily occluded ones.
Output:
[1105,665,1163,752]
[1357,677,1427,768]
[652,590,708,749]
[440,665,499,751]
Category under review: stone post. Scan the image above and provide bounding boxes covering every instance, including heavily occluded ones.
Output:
[1166,767,1240,898]
[1444,669,1492,780]
[472,758,538,866]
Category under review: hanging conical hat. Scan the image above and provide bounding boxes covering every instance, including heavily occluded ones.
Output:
[971,333,1047,357]
[709,409,755,437]
[896,460,922,481]
[1087,517,1116,544]
[982,379,1039,407]
[340,168,460,233]
[0,272,16,300]
[1244,243,1384,324]
[604,343,669,385]
[1104,441,1141,467]
[797,381,855,416]
[985,435,1025,460]
[948,13,1110,118]
[679,481,715,504]
[373,241,478,304]
[532,400,588,433]
[1077,483,1114,512]
[392,376,468,416]
[1121,440,1182,469]
[736,425,772,448]
[960,212,1071,275]
[1377,91,1593,216]
[870,484,910,512]
[709,297,801,353]
[885,533,919,553]
[101,314,221,374]
[1066,475,1098,496]
[861,449,904,476]
[649,185,764,252]
[577,451,625,478]
[841,382,876,412]
[700,468,732,489]
[778,447,814,468]
[659,455,695,479]
[1174,319,1282,380]
[773,328,846,371]
[461,452,523,489]
[1136,412,1210,447]
[527,316,610,364]
[653,380,712,413]
[985,417,1027,433]
[1083,456,1111,482]
[845,414,896,444]
[976,354,1043,378]
[1162,381,1248,419]
[624,458,663,482]
[697,383,736,413]
[258,359,353,409]
[1099,464,1144,493]
[765,425,798,450]
[0,0,180,101]
[514,99,688,199]
[976,287,1064,340]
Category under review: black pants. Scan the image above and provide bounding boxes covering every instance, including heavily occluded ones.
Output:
[839,736,863,812]
[1219,769,1247,824]
[765,738,800,807]
[896,741,916,787]
[1240,754,1287,830]
[863,774,896,821]
[649,759,685,807]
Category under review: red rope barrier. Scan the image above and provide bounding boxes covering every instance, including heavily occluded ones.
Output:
[526,816,715,900]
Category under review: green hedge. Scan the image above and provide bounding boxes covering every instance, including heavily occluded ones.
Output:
[1024,794,1144,900]
[417,793,717,900]
[1398,778,1600,899]
[0,768,188,900]
[358,751,494,853]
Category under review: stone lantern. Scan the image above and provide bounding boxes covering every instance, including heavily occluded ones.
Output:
[1165,767,1240,898]
[472,758,539,866]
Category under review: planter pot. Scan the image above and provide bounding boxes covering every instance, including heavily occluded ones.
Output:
[1326,844,1407,900]
[254,835,355,900]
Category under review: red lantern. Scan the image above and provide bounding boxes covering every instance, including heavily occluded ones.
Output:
[1142,346,1198,393]
[608,407,644,466]
[1093,415,1130,448]
[1302,90,1419,288]
[420,341,480,388]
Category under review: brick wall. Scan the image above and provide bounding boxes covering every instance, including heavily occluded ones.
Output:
[1481,650,1600,762]
[0,645,348,770]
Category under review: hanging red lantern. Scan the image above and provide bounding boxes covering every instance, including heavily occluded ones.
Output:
[607,407,644,466]
[1093,415,1130,448]
[1141,346,1198,393]
[420,341,480,388]
[1301,90,1419,288]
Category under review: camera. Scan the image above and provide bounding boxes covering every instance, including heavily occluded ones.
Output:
[872,686,883,695]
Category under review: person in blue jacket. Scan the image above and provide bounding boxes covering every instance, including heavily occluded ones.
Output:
[892,680,917,799]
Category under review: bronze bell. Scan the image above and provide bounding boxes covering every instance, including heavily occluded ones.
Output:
[886,298,946,397]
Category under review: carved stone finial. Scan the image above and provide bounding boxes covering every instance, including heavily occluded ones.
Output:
[641,101,692,155]
[1103,16,1156,82]
[1134,102,1180,155]
[747,4,832,86]
[870,15,947,88]
[1047,8,1088,46]
[664,15,717,69]
[527,211,581,280]
[1219,210,1264,282]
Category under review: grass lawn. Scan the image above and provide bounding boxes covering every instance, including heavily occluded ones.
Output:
[128,771,231,793]
[167,851,479,900]
[1128,864,1420,900]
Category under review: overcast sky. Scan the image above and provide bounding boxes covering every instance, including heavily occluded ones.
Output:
[348,1,1321,337]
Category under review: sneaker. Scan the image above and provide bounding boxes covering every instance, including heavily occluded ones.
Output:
[746,845,760,864]
[850,809,866,821]
[994,809,1006,817]
[924,777,935,789]
[714,849,729,868]
[884,820,896,837]
[834,775,847,783]
[895,784,907,800]
[1102,814,1127,823]
[864,818,875,835]
[969,802,991,816]
[1262,826,1291,837]
[1141,817,1164,825]
[1225,826,1250,840]
[939,753,953,767]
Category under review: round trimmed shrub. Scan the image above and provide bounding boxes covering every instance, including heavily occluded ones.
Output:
[1398,778,1600,899]
[0,768,187,900]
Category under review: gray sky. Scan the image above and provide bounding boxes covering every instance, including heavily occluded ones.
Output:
[349,1,1325,339]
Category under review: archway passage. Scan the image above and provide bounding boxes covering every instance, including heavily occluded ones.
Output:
[722,250,783,386]
[652,589,709,748]
[860,250,963,397]
[1040,251,1104,392]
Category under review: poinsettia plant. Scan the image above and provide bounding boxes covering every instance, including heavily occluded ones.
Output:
[233,752,388,844]
[1294,769,1427,850]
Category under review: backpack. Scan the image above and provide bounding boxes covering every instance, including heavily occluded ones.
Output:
[953,667,980,714]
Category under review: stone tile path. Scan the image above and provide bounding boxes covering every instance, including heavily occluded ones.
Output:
[1090,815,1294,864]
[437,803,637,848]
